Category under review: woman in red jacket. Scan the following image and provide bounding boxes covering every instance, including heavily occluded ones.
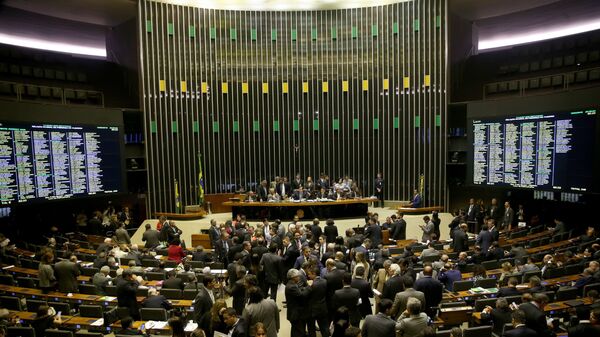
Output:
[167,238,186,263]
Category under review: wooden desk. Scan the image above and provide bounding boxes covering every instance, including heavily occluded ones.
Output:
[503,230,553,246]
[223,198,374,220]
[461,268,503,280]
[397,206,444,214]
[438,306,473,326]
[526,239,576,254]
[76,248,97,255]
[154,211,207,220]
[7,248,36,258]
[472,298,593,324]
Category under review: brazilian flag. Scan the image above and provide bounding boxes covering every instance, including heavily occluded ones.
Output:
[198,153,205,205]
[175,179,181,213]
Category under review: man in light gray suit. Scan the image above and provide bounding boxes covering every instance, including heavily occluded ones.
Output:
[396,297,429,337]
[141,223,160,249]
[502,201,514,230]
[420,242,438,259]
[391,276,426,319]
[361,298,396,337]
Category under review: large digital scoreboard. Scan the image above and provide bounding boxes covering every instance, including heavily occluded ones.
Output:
[471,109,597,192]
[0,122,123,204]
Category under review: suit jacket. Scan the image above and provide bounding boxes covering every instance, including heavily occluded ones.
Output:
[54,260,80,293]
[242,299,279,337]
[324,225,339,243]
[310,224,323,241]
[333,286,361,326]
[229,317,248,337]
[291,179,304,190]
[285,281,311,321]
[519,302,554,337]
[162,277,184,290]
[396,312,428,337]
[481,307,513,336]
[142,229,160,248]
[116,278,140,319]
[193,285,214,323]
[414,276,443,310]
[142,294,173,310]
[411,194,422,208]
[115,227,131,244]
[382,274,405,301]
[421,221,434,242]
[488,205,501,223]
[453,230,469,253]
[503,208,514,228]
[477,230,493,253]
[276,183,291,198]
[361,313,395,337]
[392,219,407,240]
[324,268,345,306]
[503,325,539,337]
[92,272,111,295]
[209,226,221,246]
[497,286,521,298]
[391,288,426,319]
[466,204,479,222]
[364,224,382,248]
[351,277,373,317]
[215,239,232,264]
[282,244,300,271]
[308,277,328,317]
[260,252,283,284]
[257,185,269,201]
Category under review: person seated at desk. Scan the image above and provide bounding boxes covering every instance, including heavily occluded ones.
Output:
[438,263,462,291]
[407,189,422,208]
[569,308,600,337]
[524,276,545,293]
[481,298,513,337]
[246,191,258,202]
[498,277,521,297]
[292,186,310,200]
[30,305,62,337]
[142,287,173,310]
[334,188,346,201]
[267,188,281,202]
[315,188,333,200]
[116,316,149,336]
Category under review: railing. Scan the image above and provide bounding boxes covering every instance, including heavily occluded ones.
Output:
[0,80,104,107]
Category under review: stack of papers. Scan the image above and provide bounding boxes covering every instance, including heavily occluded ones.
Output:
[185,321,198,332]
[145,321,168,329]
[90,318,104,326]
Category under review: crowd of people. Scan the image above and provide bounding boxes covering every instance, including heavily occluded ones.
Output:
[0,197,599,337]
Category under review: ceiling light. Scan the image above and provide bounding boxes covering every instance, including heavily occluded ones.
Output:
[479,20,600,51]
[0,33,106,57]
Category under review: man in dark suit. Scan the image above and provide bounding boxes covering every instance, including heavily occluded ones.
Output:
[324,219,338,244]
[281,236,300,271]
[223,307,248,337]
[481,298,513,337]
[141,223,161,249]
[498,277,521,297]
[502,201,514,230]
[569,308,600,337]
[382,265,404,301]
[408,189,422,208]
[54,255,80,293]
[257,180,269,202]
[191,246,211,262]
[307,267,329,337]
[488,219,500,242]
[453,224,469,253]
[162,270,184,290]
[193,275,217,323]
[476,224,493,253]
[215,232,232,266]
[276,177,291,198]
[291,174,304,190]
[208,219,221,247]
[413,266,443,317]
[466,198,479,229]
[332,272,361,327]
[117,270,141,320]
[364,218,382,248]
[374,173,384,208]
[488,198,502,225]
[116,316,146,336]
[141,287,173,309]
[292,186,309,200]
[324,259,345,318]
[310,219,323,241]
[361,299,395,337]
[260,244,283,301]
[518,293,554,337]
[391,213,407,241]
[285,268,312,337]
[504,309,538,337]
[351,266,373,318]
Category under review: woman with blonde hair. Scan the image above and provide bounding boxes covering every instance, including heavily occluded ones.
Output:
[498,262,516,285]
[352,251,370,279]
[199,299,228,337]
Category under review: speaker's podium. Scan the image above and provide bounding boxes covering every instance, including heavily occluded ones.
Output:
[154,205,207,220]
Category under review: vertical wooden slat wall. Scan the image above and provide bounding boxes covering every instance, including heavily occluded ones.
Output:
[139,0,447,216]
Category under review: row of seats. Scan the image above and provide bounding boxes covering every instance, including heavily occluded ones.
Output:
[0,81,104,106]
[7,327,103,337]
[0,61,88,83]
[497,49,600,77]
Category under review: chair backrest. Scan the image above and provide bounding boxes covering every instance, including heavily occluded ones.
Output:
[164,260,179,268]
[464,325,492,337]
[26,299,45,312]
[556,286,578,301]
[48,301,70,314]
[544,291,556,302]
[79,284,98,295]
[499,258,515,266]
[140,308,168,321]
[146,272,166,281]
[543,268,565,279]
[529,239,541,248]
[412,245,425,253]
[504,295,522,305]
[475,278,497,289]
[210,262,224,269]
[183,289,199,300]
[81,267,99,277]
[502,323,514,335]
[75,333,104,337]
[44,330,74,337]
[482,260,500,270]
[7,326,36,337]
[440,301,467,309]
[0,296,22,311]
[176,273,192,283]
[105,285,118,296]
[583,283,600,297]
[16,277,37,288]
[79,305,104,318]
[435,330,452,337]
[161,288,182,300]
[422,254,441,263]
[475,298,499,312]
[522,271,541,283]
[0,274,14,286]
[565,263,584,275]
[388,247,402,255]
[453,280,474,292]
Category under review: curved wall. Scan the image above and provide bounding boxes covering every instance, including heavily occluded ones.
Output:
[139,0,447,214]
